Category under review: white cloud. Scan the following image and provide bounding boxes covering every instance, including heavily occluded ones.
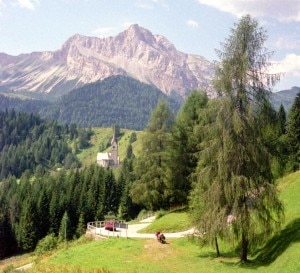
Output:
[92,27,117,37]
[271,54,300,77]
[15,0,39,10]
[273,37,300,50]
[186,19,199,28]
[197,0,300,22]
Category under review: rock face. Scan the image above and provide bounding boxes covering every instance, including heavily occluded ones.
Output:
[0,24,215,98]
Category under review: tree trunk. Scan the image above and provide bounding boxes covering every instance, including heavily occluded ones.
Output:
[215,236,220,257]
[240,232,248,263]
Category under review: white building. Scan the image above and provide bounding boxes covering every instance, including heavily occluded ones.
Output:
[96,133,120,167]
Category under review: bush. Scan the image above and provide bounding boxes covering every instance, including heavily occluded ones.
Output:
[35,233,58,256]
[155,209,168,219]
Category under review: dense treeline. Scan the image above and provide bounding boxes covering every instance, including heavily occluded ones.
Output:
[0,94,50,114]
[0,110,84,179]
[40,75,183,130]
[0,161,138,258]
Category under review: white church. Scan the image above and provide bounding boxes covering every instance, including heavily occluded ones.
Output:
[96,133,120,168]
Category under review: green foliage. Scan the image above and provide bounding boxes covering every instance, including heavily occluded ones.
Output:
[166,90,209,206]
[155,209,168,219]
[0,93,50,114]
[40,76,182,130]
[18,197,39,251]
[0,164,128,258]
[35,234,58,256]
[286,92,300,171]
[190,15,283,262]
[131,101,174,210]
[0,110,80,179]
[58,212,72,242]
[76,213,86,238]
[129,132,137,143]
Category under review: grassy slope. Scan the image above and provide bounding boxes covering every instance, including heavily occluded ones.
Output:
[28,171,300,273]
[138,210,193,233]
[77,127,144,167]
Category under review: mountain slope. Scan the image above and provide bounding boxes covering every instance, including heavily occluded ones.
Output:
[40,75,182,130]
[270,86,300,110]
[0,24,214,98]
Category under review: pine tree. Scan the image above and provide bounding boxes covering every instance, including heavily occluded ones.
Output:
[18,198,38,251]
[131,101,174,210]
[286,92,300,171]
[167,91,208,206]
[190,15,283,262]
[76,213,86,238]
[58,211,71,242]
[278,104,287,135]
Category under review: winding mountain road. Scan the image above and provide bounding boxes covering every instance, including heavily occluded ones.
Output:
[94,216,195,239]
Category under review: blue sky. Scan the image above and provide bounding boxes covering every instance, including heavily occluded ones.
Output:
[0,0,299,91]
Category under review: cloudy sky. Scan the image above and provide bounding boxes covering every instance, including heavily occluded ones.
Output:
[0,0,299,91]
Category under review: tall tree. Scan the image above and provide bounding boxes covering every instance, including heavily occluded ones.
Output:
[58,211,72,242]
[131,101,174,210]
[167,91,208,206]
[277,104,287,135]
[18,198,39,251]
[190,15,283,262]
[286,92,300,171]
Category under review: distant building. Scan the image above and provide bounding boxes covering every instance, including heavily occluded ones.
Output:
[97,132,120,167]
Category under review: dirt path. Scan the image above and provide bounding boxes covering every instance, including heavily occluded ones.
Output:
[142,239,173,260]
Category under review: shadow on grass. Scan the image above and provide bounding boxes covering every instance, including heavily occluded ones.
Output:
[253,218,300,265]
[193,219,300,269]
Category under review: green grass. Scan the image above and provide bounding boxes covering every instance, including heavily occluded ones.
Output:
[277,171,300,223]
[4,171,300,273]
[139,210,193,233]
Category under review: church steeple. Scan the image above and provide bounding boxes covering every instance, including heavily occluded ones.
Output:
[110,127,119,166]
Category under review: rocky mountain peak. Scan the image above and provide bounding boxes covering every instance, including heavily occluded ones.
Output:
[0,25,215,97]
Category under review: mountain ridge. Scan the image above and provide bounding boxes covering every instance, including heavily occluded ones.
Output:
[0,24,214,98]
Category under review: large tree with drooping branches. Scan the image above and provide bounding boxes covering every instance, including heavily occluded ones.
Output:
[190,15,284,263]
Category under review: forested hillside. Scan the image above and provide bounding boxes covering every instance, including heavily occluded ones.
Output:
[0,163,139,258]
[0,110,84,179]
[0,94,50,114]
[40,76,183,130]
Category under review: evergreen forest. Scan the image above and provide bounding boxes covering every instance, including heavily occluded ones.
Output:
[40,75,183,130]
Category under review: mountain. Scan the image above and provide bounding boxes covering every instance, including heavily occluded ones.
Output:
[270,86,300,111]
[40,75,183,130]
[0,24,214,98]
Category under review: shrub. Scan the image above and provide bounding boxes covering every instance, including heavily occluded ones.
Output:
[35,233,58,256]
[155,209,168,219]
